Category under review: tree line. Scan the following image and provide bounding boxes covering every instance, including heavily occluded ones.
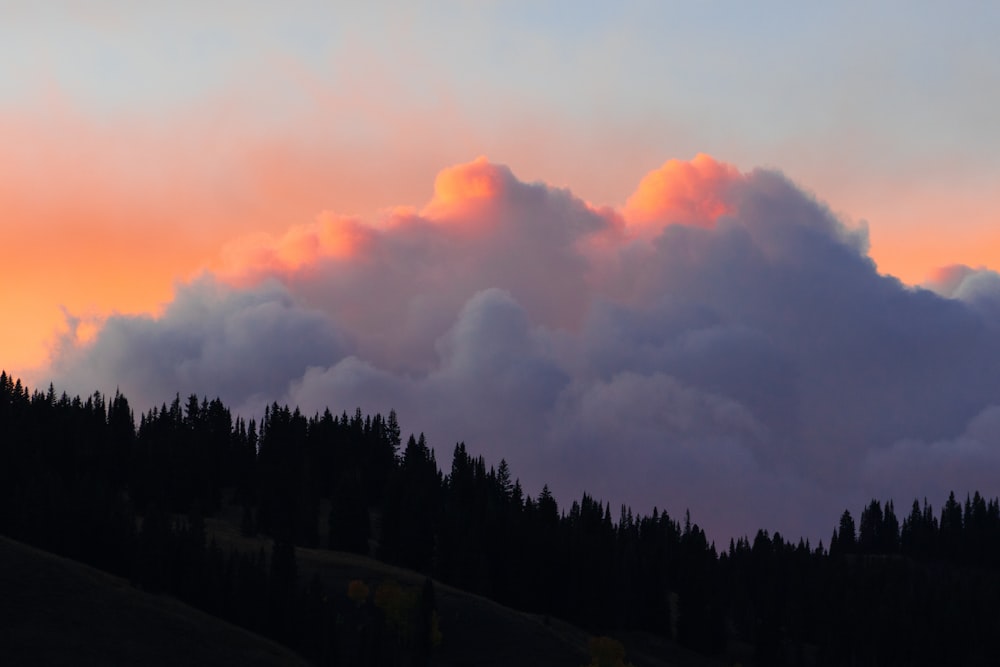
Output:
[3,370,1000,665]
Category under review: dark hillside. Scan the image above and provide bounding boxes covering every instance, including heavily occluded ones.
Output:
[206,502,723,667]
[205,512,591,667]
[0,535,311,667]
[0,528,671,667]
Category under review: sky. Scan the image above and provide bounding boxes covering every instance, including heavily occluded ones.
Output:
[3,1,1000,542]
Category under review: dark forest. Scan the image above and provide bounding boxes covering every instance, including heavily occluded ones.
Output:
[2,370,999,666]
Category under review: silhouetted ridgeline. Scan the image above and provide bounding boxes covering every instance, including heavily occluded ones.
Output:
[2,370,1000,665]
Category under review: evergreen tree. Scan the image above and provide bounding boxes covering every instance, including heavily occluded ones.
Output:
[858,499,883,553]
[940,491,963,561]
[833,509,856,555]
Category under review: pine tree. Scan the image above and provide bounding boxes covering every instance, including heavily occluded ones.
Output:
[858,500,883,553]
[834,510,856,555]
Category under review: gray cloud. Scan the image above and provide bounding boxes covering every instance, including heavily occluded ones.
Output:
[282,288,568,484]
[51,277,350,412]
[863,405,1000,508]
[45,156,1000,542]
[925,265,1000,322]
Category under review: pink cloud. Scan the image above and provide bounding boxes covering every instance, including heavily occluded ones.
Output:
[623,153,741,234]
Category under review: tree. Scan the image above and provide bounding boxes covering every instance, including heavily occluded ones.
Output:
[496,458,512,499]
[882,500,900,553]
[834,509,856,555]
[858,500,883,553]
[940,491,963,560]
[386,409,401,458]
[328,469,369,555]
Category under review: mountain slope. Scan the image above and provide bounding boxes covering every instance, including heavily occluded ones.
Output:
[205,512,722,667]
[0,535,311,667]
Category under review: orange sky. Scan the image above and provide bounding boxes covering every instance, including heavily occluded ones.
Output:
[0,98,438,376]
[3,104,999,381]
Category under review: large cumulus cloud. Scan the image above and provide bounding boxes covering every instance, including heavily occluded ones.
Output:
[51,278,350,412]
[46,155,1000,542]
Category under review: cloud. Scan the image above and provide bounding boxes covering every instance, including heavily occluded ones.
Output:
[51,277,350,412]
[219,214,376,281]
[924,265,1000,321]
[863,406,1000,507]
[281,288,568,479]
[44,155,1000,542]
[623,153,740,232]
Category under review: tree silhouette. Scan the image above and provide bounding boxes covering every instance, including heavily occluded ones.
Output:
[7,370,1000,665]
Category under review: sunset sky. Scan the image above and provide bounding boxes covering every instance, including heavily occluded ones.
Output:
[4,2,1000,540]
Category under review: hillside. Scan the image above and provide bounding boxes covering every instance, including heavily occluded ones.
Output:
[205,502,722,667]
[0,521,715,667]
[0,535,311,667]
[207,507,589,667]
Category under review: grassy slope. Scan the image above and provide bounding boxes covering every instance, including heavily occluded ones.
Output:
[208,514,591,667]
[0,535,311,667]
[208,500,726,667]
[0,497,726,667]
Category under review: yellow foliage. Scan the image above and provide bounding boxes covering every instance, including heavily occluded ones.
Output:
[585,636,634,667]
[374,579,402,610]
[372,579,442,649]
[374,579,414,636]
[431,611,443,648]
[346,579,370,606]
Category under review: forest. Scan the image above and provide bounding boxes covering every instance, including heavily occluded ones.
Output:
[2,370,1000,666]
